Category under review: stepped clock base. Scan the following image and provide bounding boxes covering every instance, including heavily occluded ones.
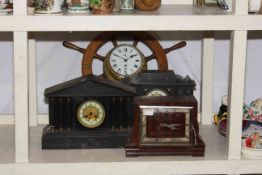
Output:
[125,137,205,157]
[42,126,130,149]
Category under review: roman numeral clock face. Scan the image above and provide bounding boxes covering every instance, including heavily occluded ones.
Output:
[105,45,145,80]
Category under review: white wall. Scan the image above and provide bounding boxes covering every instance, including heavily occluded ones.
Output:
[0,33,13,114]
[0,31,262,116]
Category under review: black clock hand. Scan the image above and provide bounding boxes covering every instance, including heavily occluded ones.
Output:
[113,53,126,60]
[130,54,138,58]
[83,115,90,120]
[113,54,130,63]
[125,54,138,61]
[123,54,132,61]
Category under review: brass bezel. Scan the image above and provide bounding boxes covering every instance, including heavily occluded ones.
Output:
[77,100,106,128]
[104,44,147,81]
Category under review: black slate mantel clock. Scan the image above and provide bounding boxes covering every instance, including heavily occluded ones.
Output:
[121,70,196,97]
[42,75,136,149]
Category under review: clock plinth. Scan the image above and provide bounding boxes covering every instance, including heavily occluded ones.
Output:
[42,126,130,149]
[125,96,205,157]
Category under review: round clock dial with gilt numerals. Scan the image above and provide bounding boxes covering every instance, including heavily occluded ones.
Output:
[77,100,105,128]
[104,44,146,80]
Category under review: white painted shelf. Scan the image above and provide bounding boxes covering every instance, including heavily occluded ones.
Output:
[1,0,262,174]
[0,125,227,164]
[0,125,261,174]
[0,124,261,175]
[30,125,227,163]
[1,5,262,31]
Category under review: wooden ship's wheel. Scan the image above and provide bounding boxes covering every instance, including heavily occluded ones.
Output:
[63,32,186,81]
[134,0,161,11]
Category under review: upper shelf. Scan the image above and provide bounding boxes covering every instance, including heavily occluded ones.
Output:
[1,5,262,32]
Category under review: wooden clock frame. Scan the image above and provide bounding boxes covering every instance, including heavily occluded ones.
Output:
[125,96,205,157]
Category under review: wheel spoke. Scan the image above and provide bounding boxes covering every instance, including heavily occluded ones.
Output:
[145,54,155,62]
[94,54,105,61]
[110,38,118,47]
[133,39,139,47]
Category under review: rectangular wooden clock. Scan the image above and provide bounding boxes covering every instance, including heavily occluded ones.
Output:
[125,96,205,157]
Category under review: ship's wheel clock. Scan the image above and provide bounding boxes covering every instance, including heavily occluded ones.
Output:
[104,44,146,80]
[125,96,205,157]
[62,32,186,81]
[42,75,136,149]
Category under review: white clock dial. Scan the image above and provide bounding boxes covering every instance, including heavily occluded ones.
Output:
[77,100,105,128]
[109,45,143,77]
[147,89,168,96]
